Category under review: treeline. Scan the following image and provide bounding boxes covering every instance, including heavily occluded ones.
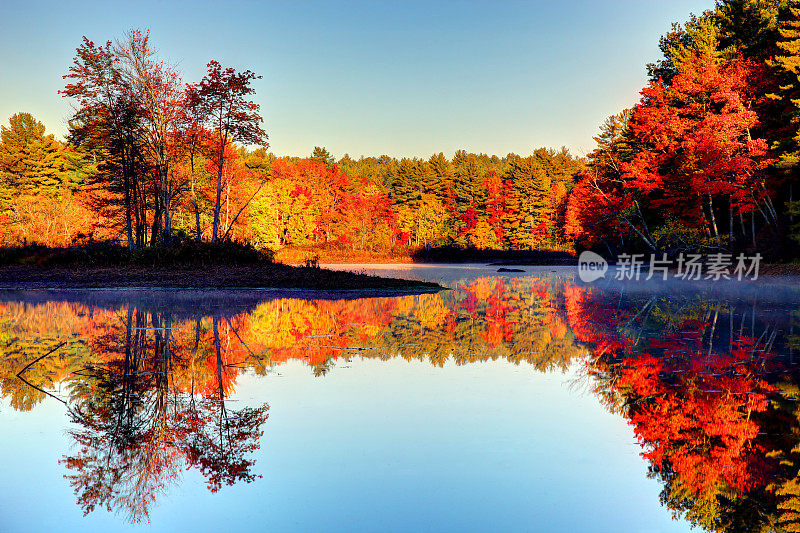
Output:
[566,0,800,259]
[11,1,800,260]
[0,112,584,253]
[0,27,585,255]
[253,146,583,251]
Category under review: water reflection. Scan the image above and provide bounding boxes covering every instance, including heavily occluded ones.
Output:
[568,284,800,532]
[22,307,271,523]
[3,274,800,530]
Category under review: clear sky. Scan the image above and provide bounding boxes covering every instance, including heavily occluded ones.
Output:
[0,0,713,159]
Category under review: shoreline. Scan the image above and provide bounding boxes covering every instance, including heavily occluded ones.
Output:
[319,261,800,276]
[0,261,796,292]
[0,264,443,293]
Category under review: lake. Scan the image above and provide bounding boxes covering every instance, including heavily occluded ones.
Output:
[1,264,798,532]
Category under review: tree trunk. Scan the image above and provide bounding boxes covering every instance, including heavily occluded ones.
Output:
[160,163,170,246]
[212,150,224,243]
[728,194,733,248]
[221,179,267,242]
[764,194,779,225]
[213,316,225,402]
[739,212,746,241]
[151,204,162,246]
[708,194,721,247]
[194,201,201,241]
[190,153,201,242]
[633,200,656,250]
[225,176,230,237]
[700,195,712,238]
[133,176,144,247]
[123,143,134,250]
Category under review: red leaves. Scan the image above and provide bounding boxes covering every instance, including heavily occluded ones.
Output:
[483,171,510,247]
[564,174,629,248]
[565,53,777,250]
[571,286,782,504]
[625,360,770,498]
[188,60,266,148]
[623,54,774,223]
[262,158,399,250]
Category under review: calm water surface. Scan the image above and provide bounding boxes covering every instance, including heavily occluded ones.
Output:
[2,265,799,532]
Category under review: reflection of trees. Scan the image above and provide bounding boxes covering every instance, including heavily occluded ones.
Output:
[179,317,267,492]
[364,278,584,372]
[0,301,89,410]
[16,280,800,529]
[214,277,584,375]
[0,277,587,521]
[59,309,269,523]
[8,281,800,530]
[566,286,800,532]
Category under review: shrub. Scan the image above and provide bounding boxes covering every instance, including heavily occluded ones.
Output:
[0,240,275,267]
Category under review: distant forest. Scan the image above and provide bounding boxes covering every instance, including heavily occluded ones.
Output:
[3,1,800,260]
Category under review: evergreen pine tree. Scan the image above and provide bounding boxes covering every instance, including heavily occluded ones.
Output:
[506,157,551,249]
[768,1,800,172]
[0,113,85,204]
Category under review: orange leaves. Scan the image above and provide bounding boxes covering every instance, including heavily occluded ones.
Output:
[3,190,97,246]
[251,158,398,250]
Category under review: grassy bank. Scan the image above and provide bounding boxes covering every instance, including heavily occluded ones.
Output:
[0,242,441,291]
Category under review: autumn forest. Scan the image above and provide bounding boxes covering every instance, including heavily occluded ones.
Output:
[5,2,800,262]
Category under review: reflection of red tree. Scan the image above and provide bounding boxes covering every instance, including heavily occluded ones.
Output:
[564,286,629,354]
[569,289,779,505]
[482,279,512,347]
[619,350,772,497]
[61,309,270,523]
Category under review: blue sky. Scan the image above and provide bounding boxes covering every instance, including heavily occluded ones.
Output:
[0,0,713,159]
